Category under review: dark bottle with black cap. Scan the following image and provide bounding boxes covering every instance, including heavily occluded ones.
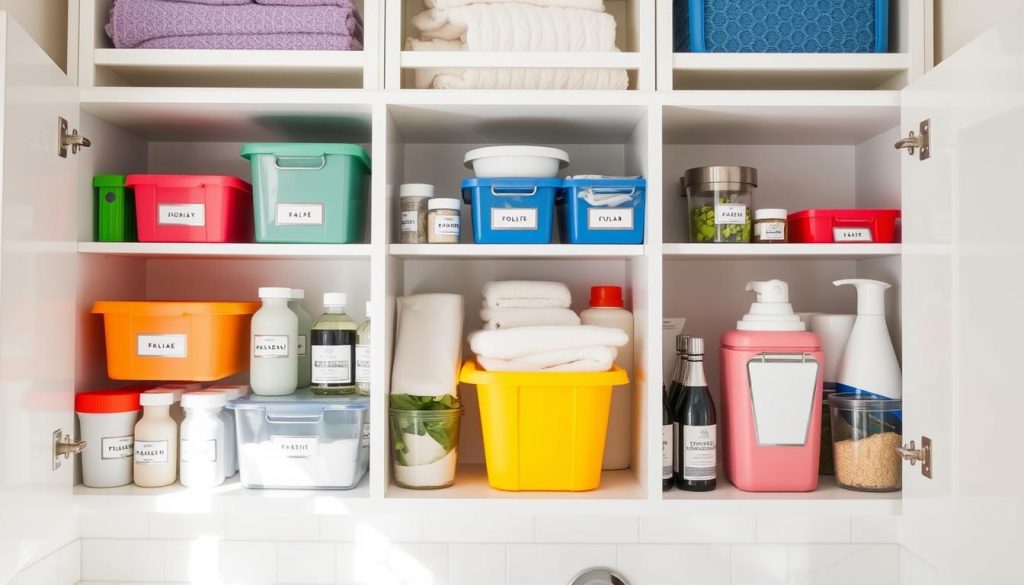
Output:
[674,336,717,492]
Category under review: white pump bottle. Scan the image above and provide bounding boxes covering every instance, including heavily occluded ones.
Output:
[833,279,901,400]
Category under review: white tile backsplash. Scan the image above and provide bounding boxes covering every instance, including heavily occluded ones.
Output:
[278,541,336,584]
[788,544,900,585]
[81,539,164,582]
[851,516,900,543]
[450,544,506,585]
[150,512,226,539]
[639,514,756,544]
[506,544,617,585]
[757,516,851,544]
[732,544,788,585]
[226,511,320,541]
[619,544,731,585]
[321,513,425,543]
[535,515,637,544]
[422,513,534,543]
[78,509,150,539]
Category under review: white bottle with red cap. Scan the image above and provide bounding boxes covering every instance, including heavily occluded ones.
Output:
[580,285,634,470]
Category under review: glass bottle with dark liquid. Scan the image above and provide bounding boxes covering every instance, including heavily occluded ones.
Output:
[674,336,717,492]
[311,292,357,395]
[662,385,673,491]
[667,335,688,483]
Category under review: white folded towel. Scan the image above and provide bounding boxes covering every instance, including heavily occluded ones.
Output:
[482,280,572,310]
[425,0,605,12]
[392,294,464,398]
[477,346,617,372]
[412,4,618,47]
[470,325,628,360]
[481,307,581,329]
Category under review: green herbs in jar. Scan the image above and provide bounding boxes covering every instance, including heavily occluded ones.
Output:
[690,197,752,243]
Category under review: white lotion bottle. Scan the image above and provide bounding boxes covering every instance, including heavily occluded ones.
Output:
[289,289,313,389]
[180,391,226,488]
[250,287,298,396]
[133,391,178,488]
[580,285,633,470]
[833,279,902,400]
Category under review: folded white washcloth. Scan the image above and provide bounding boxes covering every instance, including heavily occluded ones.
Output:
[392,293,464,398]
[469,325,628,360]
[424,0,605,12]
[477,346,617,372]
[412,4,618,49]
[482,280,572,310]
[481,307,581,329]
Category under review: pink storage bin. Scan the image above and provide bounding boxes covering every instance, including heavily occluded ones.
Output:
[128,174,254,243]
[720,330,824,492]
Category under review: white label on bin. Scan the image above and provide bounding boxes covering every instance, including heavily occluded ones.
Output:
[254,335,289,358]
[491,208,537,230]
[756,222,786,241]
[311,345,352,384]
[682,424,717,481]
[135,440,169,464]
[833,227,873,242]
[276,203,324,226]
[297,335,307,357]
[158,204,205,227]
[715,204,747,225]
[181,439,217,462]
[271,436,319,458]
[361,423,370,448]
[355,344,371,384]
[101,435,134,460]
[432,215,461,236]
[588,208,634,230]
[400,211,418,232]
[137,334,187,358]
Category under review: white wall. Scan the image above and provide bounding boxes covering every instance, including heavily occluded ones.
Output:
[937,0,1023,61]
[0,0,66,70]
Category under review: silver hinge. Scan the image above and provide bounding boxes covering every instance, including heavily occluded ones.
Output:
[52,429,86,470]
[897,436,933,479]
[58,116,91,158]
[894,119,930,160]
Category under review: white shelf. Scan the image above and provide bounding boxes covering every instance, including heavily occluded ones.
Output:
[662,476,901,516]
[671,53,912,90]
[389,244,644,259]
[663,243,902,260]
[93,49,366,88]
[78,242,372,259]
[400,51,642,70]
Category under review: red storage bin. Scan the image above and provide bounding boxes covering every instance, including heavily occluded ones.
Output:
[128,174,254,243]
[788,209,901,244]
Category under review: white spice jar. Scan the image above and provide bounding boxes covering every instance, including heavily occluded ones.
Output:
[399,183,434,244]
[133,391,178,488]
[180,391,227,488]
[75,389,142,488]
[427,198,462,243]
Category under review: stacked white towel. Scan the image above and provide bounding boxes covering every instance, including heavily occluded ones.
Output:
[406,0,628,90]
[470,325,627,372]
[479,280,581,330]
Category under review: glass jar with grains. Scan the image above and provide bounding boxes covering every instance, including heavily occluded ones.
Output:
[427,198,462,243]
[399,183,433,244]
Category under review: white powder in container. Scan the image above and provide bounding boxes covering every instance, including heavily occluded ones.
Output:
[394,450,458,488]
[239,438,366,489]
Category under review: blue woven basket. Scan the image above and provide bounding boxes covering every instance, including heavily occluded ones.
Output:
[683,0,889,53]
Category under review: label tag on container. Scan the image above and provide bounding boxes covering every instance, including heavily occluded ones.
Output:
[715,204,747,225]
[682,424,717,481]
[181,439,217,462]
[311,345,352,384]
[400,211,418,232]
[433,215,461,236]
[276,203,324,226]
[137,334,187,358]
[254,335,289,358]
[661,425,673,480]
[101,435,134,460]
[756,222,786,241]
[271,436,319,458]
[588,208,634,230]
[158,204,205,227]
[135,440,169,464]
[833,227,873,242]
[355,344,371,384]
[491,208,537,230]
[362,423,370,448]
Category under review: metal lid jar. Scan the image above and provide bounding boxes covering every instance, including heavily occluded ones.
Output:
[682,166,757,243]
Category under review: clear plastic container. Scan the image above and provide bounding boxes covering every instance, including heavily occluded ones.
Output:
[228,389,369,490]
[389,407,464,490]
[682,166,757,243]
[829,394,902,492]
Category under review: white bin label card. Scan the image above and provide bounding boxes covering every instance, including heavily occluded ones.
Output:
[101,435,134,460]
[135,440,169,464]
[158,204,206,226]
[588,208,634,230]
[181,439,217,462]
[254,335,289,358]
[491,208,537,230]
[276,203,324,226]
[833,227,873,242]
[272,436,319,458]
[433,215,461,236]
[401,211,418,232]
[137,334,187,358]
[715,204,747,225]
[682,424,717,481]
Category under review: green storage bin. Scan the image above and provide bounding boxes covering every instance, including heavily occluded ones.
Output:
[94,175,136,242]
[241,143,371,244]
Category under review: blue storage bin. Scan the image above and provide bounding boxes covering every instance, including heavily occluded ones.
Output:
[686,0,889,53]
[558,178,646,245]
[461,178,559,244]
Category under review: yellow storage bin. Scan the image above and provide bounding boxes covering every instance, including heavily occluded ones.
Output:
[460,360,628,492]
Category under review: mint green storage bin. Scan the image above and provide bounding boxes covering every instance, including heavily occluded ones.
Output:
[241,143,371,244]
[94,174,136,242]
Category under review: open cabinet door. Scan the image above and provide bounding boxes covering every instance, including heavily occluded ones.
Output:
[900,8,1024,585]
[0,12,80,582]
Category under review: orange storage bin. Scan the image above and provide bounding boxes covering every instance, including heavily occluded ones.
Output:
[92,301,260,381]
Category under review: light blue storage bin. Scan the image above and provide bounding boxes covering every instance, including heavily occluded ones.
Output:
[558,178,646,245]
[461,178,559,244]
[687,0,889,53]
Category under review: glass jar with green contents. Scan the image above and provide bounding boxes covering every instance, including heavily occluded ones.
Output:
[682,166,757,243]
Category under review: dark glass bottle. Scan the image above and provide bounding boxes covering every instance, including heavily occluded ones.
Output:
[667,335,689,482]
[674,337,717,492]
[662,385,674,491]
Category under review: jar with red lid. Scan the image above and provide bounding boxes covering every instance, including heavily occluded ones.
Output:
[75,388,146,487]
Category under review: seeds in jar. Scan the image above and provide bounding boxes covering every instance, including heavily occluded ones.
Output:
[833,431,901,490]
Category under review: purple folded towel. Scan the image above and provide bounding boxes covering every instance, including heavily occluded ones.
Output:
[153,0,251,5]
[137,33,362,50]
[254,0,354,5]
[107,0,362,49]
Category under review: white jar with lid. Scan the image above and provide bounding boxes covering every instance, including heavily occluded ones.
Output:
[400,183,434,244]
[134,391,178,488]
[251,287,298,396]
[144,386,185,426]
[753,208,788,243]
[427,198,462,243]
[75,389,142,488]
[180,391,226,488]
[289,288,313,389]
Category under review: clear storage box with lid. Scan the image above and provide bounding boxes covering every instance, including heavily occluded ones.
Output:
[683,166,757,243]
[228,389,369,490]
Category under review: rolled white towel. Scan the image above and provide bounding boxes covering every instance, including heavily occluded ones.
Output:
[469,325,627,360]
[477,346,617,372]
[425,0,605,11]
[482,280,572,310]
[481,307,581,329]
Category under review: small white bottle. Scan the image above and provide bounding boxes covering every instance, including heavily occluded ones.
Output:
[289,289,313,389]
[144,387,185,426]
[180,391,226,488]
[133,391,178,488]
[355,301,371,396]
[250,287,298,396]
